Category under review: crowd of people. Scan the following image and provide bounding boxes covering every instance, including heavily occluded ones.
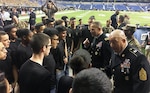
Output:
[0,0,150,93]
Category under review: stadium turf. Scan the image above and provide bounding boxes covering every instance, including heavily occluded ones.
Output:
[35,10,150,26]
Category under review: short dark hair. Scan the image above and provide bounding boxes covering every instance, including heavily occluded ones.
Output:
[55,19,64,26]
[30,33,50,54]
[43,27,58,37]
[16,29,31,39]
[70,49,91,75]
[61,16,68,21]
[55,25,66,33]
[119,15,124,23]
[35,23,44,30]
[46,18,54,25]
[89,15,95,20]
[70,17,76,21]
[4,24,16,33]
[72,68,112,93]
[0,31,7,41]
[92,21,102,28]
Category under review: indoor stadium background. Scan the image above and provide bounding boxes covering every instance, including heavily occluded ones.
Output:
[0,0,150,44]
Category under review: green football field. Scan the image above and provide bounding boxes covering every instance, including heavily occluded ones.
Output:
[36,10,150,26]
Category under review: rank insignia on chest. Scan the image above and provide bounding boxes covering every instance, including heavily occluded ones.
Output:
[96,41,102,48]
[69,33,71,37]
[139,68,147,81]
[120,59,130,74]
[95,51,98,55]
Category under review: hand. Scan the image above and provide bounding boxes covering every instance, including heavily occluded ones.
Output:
[63,57,68,64]
[83,38,90,46]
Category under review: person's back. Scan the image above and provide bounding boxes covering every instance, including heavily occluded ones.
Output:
[57,49,92,93]
[18,33,52,93]
[111,10,119,29]
[71,68,112,93]
[19,60,52,93]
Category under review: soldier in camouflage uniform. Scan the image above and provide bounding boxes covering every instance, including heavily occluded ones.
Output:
[12,16,28,30]
[103,19,114,34]
[122,24,141,51]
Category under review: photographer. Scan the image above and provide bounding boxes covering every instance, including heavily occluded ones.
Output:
[41,0,58,19]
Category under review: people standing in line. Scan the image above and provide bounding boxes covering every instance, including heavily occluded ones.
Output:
[81,16,95,49]
[10,8,19,19]
[19,33,53,93]
[57,49,92,93]
[103,19,114,34]
[110,10,119,29]
[61,16,69,27]
[70,68,112,93]
[29,8,36,30]
[0,31,18,92]
[108,29,150,93]
[35,23,45,33]
[16,29,33,70]
[55,25,68,81]
[43,27,59,93]
[142,31,150,62]
[41,0,58,19]
[68,17,81,53]
[122,24,141,51]
[0,42,11,93]
[117,15,126,30]
[124,14,130,24]
[45,18,55,28]
[83,21,112,78]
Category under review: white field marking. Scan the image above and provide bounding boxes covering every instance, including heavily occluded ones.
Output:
[98,14,106,17]
[76,11,91,18]
[141,16,150,19]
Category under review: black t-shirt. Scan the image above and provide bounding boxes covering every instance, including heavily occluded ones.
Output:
[57,76,73,93]
[19,60,53,93]
[16,43,32,69]
[43,53,56,89]
[0,49,14,83]
[51,46,65,70]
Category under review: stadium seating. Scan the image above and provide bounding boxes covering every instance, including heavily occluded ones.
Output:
[0,0,39,7]
[92,4,103,10]
[128,5,143,11]
[115,4,128,11]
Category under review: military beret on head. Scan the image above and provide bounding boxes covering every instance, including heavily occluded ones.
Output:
[122,24,136,32]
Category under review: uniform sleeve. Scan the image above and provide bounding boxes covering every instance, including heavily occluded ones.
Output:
[132,55,150,93]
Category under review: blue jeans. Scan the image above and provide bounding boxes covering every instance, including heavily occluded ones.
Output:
[50,87,56,93]
[56,69,65,83]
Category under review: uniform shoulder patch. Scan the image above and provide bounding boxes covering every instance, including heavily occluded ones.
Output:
[104,37,109,41]
[139,68,147,81]
[129,48,138,57]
